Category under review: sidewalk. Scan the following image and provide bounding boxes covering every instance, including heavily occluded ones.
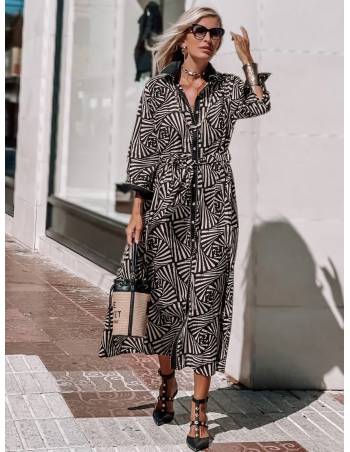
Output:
[5,234,344,452]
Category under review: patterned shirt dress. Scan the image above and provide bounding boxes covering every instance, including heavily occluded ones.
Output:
[99,59,271,376]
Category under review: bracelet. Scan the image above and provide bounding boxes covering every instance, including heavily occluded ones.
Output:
[242,62,259,86]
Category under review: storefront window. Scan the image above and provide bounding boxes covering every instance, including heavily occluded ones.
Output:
[5,0,25,215]
[46,0,184,270]
[52,0,183,222]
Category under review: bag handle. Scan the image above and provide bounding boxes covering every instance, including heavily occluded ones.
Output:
[129,235,149,285]
[130,240,137,285]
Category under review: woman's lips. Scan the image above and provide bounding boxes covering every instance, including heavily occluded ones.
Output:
[200,47,212,53]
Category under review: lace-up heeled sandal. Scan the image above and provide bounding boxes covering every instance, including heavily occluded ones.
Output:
[186,395,210,451]
[152,368,178,426]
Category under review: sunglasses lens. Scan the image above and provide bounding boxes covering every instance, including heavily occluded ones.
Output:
[211,28,225,39]
[193,25,207,39]
[192,24,224,40]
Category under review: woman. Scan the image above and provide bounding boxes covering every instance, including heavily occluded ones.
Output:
[99,6,271,451]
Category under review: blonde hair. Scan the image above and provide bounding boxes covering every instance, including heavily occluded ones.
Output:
[150,6,223,75]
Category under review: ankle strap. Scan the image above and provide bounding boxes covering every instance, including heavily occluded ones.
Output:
[192,395,209,404]
[158,368,175,379]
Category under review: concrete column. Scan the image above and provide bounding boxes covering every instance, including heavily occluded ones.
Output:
[6,0,58,249]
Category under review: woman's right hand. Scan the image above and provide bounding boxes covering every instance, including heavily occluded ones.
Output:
[125,212,143,246]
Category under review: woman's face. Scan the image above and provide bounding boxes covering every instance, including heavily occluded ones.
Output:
[182,16,222,61]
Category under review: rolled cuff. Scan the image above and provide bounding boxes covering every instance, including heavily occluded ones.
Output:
[120,182,154,200]
[243,72,272,100]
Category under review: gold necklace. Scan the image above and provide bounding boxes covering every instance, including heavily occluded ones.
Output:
[182,66,206,77]
[180,70,208,99]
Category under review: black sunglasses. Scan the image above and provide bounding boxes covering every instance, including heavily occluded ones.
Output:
[189,23,225,40]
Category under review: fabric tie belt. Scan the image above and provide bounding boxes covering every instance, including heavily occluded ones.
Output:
[158,152,231,167]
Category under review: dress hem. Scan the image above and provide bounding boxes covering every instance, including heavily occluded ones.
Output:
[99,343,227,377]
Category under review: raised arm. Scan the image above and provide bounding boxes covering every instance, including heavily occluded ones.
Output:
[230,71,272,120]
[229,26,272,120]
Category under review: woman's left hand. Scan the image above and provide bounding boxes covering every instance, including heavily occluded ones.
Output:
[230,26,254,65]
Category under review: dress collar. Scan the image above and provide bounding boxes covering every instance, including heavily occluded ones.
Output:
[160,59,219,82]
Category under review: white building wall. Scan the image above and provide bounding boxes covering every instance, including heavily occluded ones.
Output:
[6,0,343,389]
[190,0,343,389]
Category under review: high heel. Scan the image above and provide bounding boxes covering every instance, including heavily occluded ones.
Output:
[152,367,178,426]
[186,395,210,451]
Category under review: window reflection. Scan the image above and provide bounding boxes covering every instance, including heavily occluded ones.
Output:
[54,0,184,223]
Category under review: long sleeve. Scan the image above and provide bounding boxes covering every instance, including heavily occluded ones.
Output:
[123,80,159,200]
[230,72,272,120]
